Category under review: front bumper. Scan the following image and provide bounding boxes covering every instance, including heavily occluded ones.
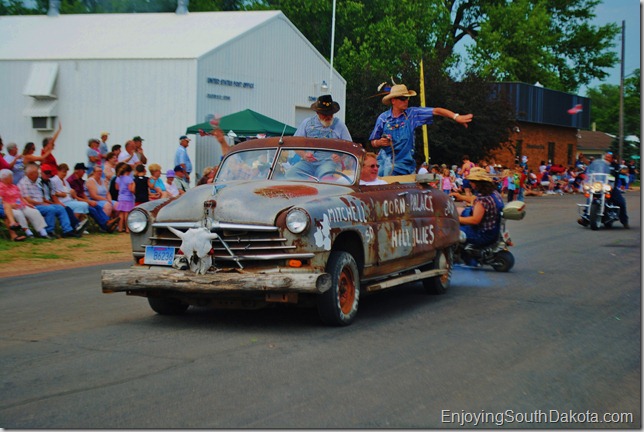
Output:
[102,266,331,296]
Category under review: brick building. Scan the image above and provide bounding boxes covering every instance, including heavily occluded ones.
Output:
[489,83,590,172]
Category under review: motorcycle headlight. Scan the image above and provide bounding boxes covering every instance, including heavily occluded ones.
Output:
[603,184,612,192]
[583,184,590,192]
[285,208,310,234]
[127,209,149,233]
[591,182,603,193]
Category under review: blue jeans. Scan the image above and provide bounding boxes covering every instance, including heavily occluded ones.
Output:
[36,204,73,234]
[87,204,110,230]
[608,187,629,225]
[286,159,339,180]
[460,206,500,246]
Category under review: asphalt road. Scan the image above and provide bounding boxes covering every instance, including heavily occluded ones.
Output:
[1,192,640,428]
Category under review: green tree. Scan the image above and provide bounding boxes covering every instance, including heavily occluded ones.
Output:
[587,68,640,138]
[623,68,641,140]
[587,84,620,134]
[588,69,640,161]
[465,0,620,92]
[252,0,619,154]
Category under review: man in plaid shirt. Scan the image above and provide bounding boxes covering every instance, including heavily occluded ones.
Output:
[18,163,81,239]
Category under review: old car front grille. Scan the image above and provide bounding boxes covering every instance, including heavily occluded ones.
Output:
[146,221,313,266]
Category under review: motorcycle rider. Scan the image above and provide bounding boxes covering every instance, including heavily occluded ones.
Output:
[578,152,629,229]
[450,167,504,246]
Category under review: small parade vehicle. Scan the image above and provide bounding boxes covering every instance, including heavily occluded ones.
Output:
[102,137,460,325]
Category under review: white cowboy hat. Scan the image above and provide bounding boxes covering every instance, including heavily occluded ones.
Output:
[382,84,417,105]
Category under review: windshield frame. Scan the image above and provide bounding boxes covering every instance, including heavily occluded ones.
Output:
[215,146,359,185]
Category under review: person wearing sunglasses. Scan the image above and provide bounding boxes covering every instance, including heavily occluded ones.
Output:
[369,84,473,176]
[359,152,387,186]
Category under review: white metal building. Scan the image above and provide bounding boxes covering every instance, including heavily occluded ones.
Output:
[0,10,346,177]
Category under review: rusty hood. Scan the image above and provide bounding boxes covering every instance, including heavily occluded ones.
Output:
[155,180,353,225]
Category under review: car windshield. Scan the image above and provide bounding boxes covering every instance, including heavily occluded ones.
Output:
[217,148,358,185]
[272,148,358,185]
[216,149,277,181]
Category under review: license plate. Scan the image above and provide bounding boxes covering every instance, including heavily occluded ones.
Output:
[144,246,176,266]
[502,230,511,243]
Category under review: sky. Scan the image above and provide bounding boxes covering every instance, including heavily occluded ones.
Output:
[580,0,641,96]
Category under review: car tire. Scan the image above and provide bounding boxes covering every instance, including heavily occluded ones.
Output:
[148,296,189,315]
[423,248,453,295]
[317,251,360,326]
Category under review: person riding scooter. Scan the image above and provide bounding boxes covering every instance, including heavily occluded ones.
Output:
[450,167,505,246]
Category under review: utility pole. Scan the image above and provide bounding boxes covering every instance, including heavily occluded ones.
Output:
[329,0,336,94]
[619,20,625,163]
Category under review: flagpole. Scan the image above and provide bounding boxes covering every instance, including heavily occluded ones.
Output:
[419,59,429,162]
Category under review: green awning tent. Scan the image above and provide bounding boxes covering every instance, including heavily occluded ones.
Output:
[186,109,297,137]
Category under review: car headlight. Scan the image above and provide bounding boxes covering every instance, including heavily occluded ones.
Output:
[127,209,149,233]
[285,208,310,234]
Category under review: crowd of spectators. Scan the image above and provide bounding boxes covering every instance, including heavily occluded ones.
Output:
[0,128,194,241]
[413,153,639,203]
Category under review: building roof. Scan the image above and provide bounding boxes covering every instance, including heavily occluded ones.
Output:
[576,130,614,152]
[0,10,284,60]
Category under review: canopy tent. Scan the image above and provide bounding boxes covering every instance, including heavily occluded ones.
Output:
[186,109,297,137]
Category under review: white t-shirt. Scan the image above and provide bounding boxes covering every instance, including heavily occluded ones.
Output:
[360,178,388,186]
[164,180,180,197]
[118,151,140,166]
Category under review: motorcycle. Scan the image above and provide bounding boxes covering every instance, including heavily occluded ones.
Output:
[576,172,620,230]
[454,200,526,272]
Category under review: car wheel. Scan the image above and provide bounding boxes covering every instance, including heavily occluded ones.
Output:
[589,202,601,230]
[148,296,189,315]
[491,251,515,272]
[423,248,453,295]
[317,251,360,326]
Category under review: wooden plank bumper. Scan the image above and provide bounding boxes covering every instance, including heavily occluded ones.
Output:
[101,267,331,295]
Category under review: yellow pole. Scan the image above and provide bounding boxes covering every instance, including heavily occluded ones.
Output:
[419,59,429,162]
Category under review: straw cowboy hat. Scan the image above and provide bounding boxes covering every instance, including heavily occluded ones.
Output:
[311,95,340,115]
[382,84,418,105]
[466,167,494,182]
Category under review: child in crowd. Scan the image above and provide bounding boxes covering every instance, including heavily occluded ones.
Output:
[115,163,134,233]
[506,169,517,202]
[441,167,452,194]
[133,164,150,205]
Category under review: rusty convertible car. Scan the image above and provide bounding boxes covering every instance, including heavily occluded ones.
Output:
[102,136,460,325]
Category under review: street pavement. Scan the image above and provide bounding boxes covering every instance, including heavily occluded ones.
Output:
[0,192,640,428]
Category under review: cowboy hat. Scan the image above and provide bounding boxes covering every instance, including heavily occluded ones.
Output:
[466,167,493,182]
[382,84,417,105]
[311,95,340,115]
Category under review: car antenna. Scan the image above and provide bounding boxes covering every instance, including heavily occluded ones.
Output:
[278,124,287,145]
